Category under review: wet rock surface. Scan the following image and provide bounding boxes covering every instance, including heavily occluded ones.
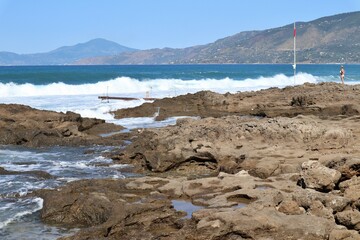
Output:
[112,82,360,120]
[35,171,360,240]
[113,114,354,177]
[0,104,126,147]
[8,82,360,239]
[0,166,55,179]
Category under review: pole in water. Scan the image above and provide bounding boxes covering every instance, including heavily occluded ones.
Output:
[293,22,296,85]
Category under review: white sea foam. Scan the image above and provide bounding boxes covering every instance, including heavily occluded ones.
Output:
[111,116,194,129]
[0,198,43,229]
[0,73,347,124]
[1,180,49,198]
[0,148,128,238]
[0,73,319,98]
[109,164,131,169]
[112,174,126,179]
[0,163,42,172]
[56,177,80,182]
[0,149,40,160]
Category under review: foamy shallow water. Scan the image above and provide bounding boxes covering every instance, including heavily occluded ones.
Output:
[0,71,322,122]
[0,210,78,240]
[0,145,130,239]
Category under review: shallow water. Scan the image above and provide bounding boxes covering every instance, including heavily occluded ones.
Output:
[0,211,78,240]
[110,116,197,130]
[255,185,274,190]
[172,200,203,219]
[0,145,129,239]
[231,203,248,209]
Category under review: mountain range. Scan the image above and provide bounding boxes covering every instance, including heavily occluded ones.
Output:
[0,38,137,65]
[1,11,360,65]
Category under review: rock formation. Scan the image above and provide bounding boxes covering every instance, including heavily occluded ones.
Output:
[0,104,125,147]
[112,82,360,120]
[3,82,360,239]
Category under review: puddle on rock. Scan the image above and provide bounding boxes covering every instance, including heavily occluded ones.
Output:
[227,194,253,209]
[232,203,248,209]
[254,185,274,190]
[172,200,203,219]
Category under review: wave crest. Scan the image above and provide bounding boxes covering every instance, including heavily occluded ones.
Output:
[0,73,318,98]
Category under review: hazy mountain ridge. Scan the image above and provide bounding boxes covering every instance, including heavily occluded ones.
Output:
[77,11,360,64]
[0,38,138,65]
[1,11,360,65]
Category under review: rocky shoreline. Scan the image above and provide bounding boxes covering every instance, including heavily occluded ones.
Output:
[111,82,360,120]
[3,82,360,239]
[0,104,126,147]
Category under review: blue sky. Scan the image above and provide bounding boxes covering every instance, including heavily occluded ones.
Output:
[0,0,359,53]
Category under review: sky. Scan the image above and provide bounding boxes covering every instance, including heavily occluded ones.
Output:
[0,0,360,54]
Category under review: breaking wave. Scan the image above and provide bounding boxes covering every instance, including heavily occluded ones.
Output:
[0,73,320,98]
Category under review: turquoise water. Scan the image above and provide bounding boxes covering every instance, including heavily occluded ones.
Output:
[0,64,358,85]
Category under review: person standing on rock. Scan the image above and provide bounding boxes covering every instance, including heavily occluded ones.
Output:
[340,65,345,84]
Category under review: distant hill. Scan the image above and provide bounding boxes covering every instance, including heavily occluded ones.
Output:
[2,12,360,65]
[76,11,360,64]
[0,38,138,65]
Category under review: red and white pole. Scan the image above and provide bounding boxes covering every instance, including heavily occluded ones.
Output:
[293,22,296,85]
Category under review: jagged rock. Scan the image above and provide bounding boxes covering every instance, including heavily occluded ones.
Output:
[0,167,54,179]
[112,115,352,177]
[326,157,360,180]
[0,104,125,147]
[329,228,360,240]
[10,83,360,239]
[335,209,360,230]
[277,200,305,215]
[112,83,360,120]
[248,157,281,179]
[339,176,360,202]
[308,200,334,220]
[35,171,360,240]
[299,160,341,192]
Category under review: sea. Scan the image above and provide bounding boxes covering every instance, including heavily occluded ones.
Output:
[0,64,359,239]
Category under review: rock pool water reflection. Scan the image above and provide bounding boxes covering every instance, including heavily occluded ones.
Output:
[171,200,203,219]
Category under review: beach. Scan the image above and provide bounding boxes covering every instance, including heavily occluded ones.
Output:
[1,65,360,239]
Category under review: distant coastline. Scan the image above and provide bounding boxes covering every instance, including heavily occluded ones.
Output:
[1,12,360,66]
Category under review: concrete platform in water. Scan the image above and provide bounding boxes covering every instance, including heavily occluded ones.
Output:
[98,96,158,101]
